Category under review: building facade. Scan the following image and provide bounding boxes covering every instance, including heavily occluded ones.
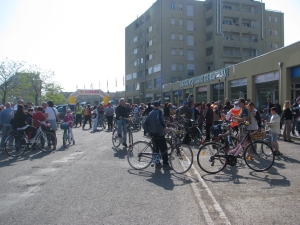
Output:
[125,0,284,104]
[162,40,300,111]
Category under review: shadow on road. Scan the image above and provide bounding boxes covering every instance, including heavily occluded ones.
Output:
[112,146,127,159]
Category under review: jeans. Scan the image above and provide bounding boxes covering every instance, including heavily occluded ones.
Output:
[83,115,91,128]
[107,116,113,130]
[283,120,292,141]
[116,119,127,143]
[75,114,82,126]
[152,135,169,165]
[1,124,12,147]
[292,117,299,134]
[93,116,98,131]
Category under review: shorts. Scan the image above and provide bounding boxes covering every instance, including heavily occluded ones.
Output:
[271,132,278,142]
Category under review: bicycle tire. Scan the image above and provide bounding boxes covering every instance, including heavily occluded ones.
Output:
[112,129,121,147]
[127,141,153,170]
[170,144,193,174]
[63,130,67,147]
[127,130,133,147]
[191,126,203,146]
[37,132,57,152]
[244,140,274,172]
[4,134,27,157]
[197,142,227,174]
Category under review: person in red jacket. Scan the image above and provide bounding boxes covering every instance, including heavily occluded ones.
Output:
[64,109,75,144]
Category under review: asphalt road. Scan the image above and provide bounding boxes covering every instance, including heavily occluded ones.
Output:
[0,127,300,224]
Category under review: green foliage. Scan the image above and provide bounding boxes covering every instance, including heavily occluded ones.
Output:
[44,82,66,105]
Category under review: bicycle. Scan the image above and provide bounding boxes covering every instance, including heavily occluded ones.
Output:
[4,121,57,157]
[127,132,193,174]
[98,114,106,129]
[111,118,133,148]
[60,122,75,147]
[197,122,274,174]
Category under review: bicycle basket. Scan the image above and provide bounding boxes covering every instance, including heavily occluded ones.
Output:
[250,130,265,140]
[60,122,69,130]
[41,122,51,131]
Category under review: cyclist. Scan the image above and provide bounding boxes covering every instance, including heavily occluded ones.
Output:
[32,106,46,128]
[105,102,114,131]
[75,103,83,127]
[64,109,75,144]
[115,98,129,148]
[143,100,172,170]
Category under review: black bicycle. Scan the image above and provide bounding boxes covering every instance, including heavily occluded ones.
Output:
[111,118,133,148]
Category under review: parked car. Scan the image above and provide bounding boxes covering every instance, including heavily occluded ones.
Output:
[56,104,69,120]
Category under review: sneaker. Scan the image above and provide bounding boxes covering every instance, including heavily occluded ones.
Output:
[155,162,163,169]
[163,164,173,170]
[73,140,75,145]
[122,143,128,148]
[273,150,281,156]
[292,133,297,136]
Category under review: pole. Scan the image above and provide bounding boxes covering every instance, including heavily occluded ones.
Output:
[218,78,220,101]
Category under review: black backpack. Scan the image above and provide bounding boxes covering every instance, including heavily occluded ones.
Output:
[254,111,262,127]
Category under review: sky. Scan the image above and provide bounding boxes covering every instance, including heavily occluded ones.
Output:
[0,0,299,93]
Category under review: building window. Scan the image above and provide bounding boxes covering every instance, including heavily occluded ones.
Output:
[187,20,194,31]
[170,2,175,10]
[147,80,152,89]
[179,49,183,55]
[179,19,183,25]
[134,48,138,54]
[147,40,152,47]
[155,77,162,87]
[126,84,133,91]
[148,26,152,33]
[133,83,140,91]
[187,5,194,16]
[171,64,176,71]
[179,4,183,10]
[269,16,272,22]
[187,64,195,76]
[171,18,175,25]
[179,64,183,71]
[269,42,272,48]
[187,35,194,46]
[171,33,176,40]
[274,43,279,49]
[274,16,278,22]
[171,48,176,55]
[269,29,272,35]
[179,33,183,40]
[206,47,213,56]
[126,74,132,81]
[148,67,152,74]
[141,57,144,64]
[133,36,138,42]
[187,50,194,61]
[274,29,279,36]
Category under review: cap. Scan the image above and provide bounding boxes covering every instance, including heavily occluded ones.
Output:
[153,100,161,106]
[183,101,188,105]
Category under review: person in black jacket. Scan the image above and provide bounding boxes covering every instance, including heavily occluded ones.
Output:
[14,104,37,141]
[142,102,153,135]
[282,100,294,142]
[115,98,129,147]
[291,97,300,136]
[264,97,274,121]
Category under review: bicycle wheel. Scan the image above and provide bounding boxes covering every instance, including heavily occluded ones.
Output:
[67,130,71,145]
[63,130,67,147]
[127,141,153,169]
[244,140,274,172]
[5,134,27,157]
[191,126,203,146]
[170,144,193,174]
[127,130,133,147]
[112,129,121,147]
[197,142,227,174]
[102,117,106,129]
[37,132,57,152]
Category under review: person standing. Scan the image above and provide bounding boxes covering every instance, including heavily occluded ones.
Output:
[143,100,172,170]
[32,106,46,128]
[115,98,129,147]
[105,102,114,131]
[44,101,59,136]
[291,97,300,136]
[273,100,282,129]
[0,102,14,149]
[264,97,274,121]
[163,102,171,121]
[82,104,92,129]
[64,109,75,144]
[205,103,213,141]
[92,105,98,132]
[179,101,192,119]
[75,103,83,127]
[247,102,259,132]
[267,107,281,155]
[142,102,153,135]
[282,100,294,142]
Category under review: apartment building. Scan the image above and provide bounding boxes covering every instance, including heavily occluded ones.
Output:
[125,0,284,104]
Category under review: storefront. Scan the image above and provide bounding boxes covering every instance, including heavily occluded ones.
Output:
[145,94,153,103]
[291,66,300,102]
[197,86,207,103]
[212,83,224,102]
[184,88,193,101]
[154,93,161,101]
[230,78,247,101]
[163,92,170,102]
[255,71,279,110]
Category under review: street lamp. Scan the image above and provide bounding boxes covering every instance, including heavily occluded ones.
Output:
[216,74,223,101]
[32,76,42,106]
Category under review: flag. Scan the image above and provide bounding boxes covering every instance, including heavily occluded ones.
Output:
[90,83,93,89]
[76,85,78,90]
[84,84,85,89]
[115,77,117,87]
[107,79,108,89]
[99,81,100,89]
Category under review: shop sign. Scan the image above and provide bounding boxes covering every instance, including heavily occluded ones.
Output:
[197,86,207,92]
[180,68,228,87]
[146,94,153,97]
[213,83,224,90]
[255,71,279,84]
[230,78,247,87]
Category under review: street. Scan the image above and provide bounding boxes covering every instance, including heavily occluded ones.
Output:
[0,127,300,225]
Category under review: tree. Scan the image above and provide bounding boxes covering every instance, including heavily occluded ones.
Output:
[0,58,25,104]
[44,82,66,105]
